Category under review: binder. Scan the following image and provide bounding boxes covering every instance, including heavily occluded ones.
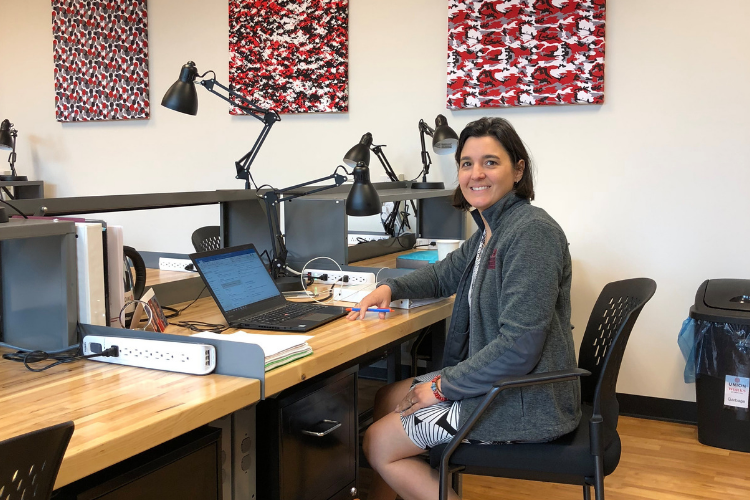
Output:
[75,223,107,325]
[106,225,125,328]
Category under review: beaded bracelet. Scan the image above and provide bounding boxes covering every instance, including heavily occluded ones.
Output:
[431,374,447,402]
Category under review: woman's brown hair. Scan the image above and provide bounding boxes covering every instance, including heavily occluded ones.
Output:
[451,117,535,211]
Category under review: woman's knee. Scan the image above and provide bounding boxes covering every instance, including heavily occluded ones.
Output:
[373,379,412,420]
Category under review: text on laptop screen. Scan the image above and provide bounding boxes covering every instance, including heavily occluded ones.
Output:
[193,247,279,312]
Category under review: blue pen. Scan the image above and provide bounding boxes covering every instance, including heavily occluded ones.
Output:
[346,307,392,313]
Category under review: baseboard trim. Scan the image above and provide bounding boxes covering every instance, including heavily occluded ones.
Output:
[617,393,697,424]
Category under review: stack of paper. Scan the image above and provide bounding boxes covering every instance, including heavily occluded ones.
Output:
[192,331,313,372]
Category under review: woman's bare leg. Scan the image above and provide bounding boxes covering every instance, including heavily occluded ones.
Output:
[364,412,460,500]
[366,378,413,499]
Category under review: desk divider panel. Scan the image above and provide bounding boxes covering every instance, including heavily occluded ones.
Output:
[79,323,267,398]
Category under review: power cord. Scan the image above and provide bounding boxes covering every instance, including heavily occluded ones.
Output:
[0,198,28,219]
[161,286,208,319]
[2,345,119,372]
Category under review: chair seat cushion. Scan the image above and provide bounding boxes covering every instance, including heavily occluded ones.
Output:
[429,405,621,484]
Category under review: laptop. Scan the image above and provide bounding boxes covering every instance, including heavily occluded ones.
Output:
[189,243,347,332]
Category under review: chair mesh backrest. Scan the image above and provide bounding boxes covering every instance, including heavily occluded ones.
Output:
[577,278,656,429]
[0,421,74,500]
[191,226,221,253]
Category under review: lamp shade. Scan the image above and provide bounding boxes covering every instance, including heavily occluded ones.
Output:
[431,114,458,155]
[346,164,381,216]
[161,62,199,115]
[343,132,372,168]
[0,120,12,150]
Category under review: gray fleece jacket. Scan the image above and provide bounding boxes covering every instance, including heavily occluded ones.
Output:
[383,192,581,442]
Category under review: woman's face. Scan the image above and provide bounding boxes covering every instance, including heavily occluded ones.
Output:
[458,135,524,212]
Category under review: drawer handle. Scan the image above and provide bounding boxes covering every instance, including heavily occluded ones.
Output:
[301,419,341,437]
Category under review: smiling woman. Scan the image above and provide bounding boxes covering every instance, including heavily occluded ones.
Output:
[348,117,578,500]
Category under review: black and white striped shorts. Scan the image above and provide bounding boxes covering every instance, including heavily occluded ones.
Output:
[400,371,462,450]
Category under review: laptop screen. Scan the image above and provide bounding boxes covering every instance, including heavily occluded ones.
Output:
[192,246,280,313]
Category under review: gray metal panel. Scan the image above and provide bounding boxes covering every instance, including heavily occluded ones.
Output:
[0,218,76,240]
[285,199,348,268]
[297,187,454,202]
[11,190,257,217]
[79,323,267,397]
[1,232,78,350]
[418,196,466,240]
[221,198,276,260]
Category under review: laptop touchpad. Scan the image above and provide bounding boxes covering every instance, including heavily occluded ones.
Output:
[299,313,333,321]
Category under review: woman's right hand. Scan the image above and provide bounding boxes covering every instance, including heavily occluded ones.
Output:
[346,285,392,320]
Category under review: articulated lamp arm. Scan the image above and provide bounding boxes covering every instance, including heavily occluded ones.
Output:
[197,78,281,189]
[262,167,350,279]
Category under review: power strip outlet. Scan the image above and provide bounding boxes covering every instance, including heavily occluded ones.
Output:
[82,335,216,375]
[347,234,391,245]
[159,257,194,272]
[305,269,375,286]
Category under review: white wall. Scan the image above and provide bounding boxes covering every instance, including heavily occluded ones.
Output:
[1,0,749,403]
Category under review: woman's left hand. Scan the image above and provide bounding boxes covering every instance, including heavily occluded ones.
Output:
[395,382,440,417]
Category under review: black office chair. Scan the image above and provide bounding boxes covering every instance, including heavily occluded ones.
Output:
[431,278,657,500]
[0,421,74,499]
[191,226,221,253]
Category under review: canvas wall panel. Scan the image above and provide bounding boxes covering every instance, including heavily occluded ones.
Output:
[229,0,349,114]
[52,0,150,122]
[447,0,605,109]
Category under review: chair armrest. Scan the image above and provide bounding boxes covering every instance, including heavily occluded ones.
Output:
[449,368,590,448]
[493,367,591,390]
[438,368,590,499]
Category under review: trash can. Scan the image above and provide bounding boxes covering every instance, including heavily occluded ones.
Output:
[689,279,750,452]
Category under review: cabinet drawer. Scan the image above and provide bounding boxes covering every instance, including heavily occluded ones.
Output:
[280,373,356,500]
[257,366,358,500]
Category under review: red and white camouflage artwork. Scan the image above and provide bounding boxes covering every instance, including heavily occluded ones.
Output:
[447,0,605,109]
[52,0,150,122]
[229,0,349,114]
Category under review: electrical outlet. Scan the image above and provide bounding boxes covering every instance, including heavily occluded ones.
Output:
[304,269,375,286]
[159,257,194,272]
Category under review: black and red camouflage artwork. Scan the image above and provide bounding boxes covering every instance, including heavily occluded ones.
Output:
[447,0,605,109]
[52,0,150,122]
[229,0,348,114]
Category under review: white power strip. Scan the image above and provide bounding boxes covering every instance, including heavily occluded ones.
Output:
[82,335,216,375]
[332,287,443,309]
[347,234,391,245]
[159,257,194,272]
[304,269,375,286]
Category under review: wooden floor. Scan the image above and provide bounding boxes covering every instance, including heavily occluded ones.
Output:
[459,416,750,500]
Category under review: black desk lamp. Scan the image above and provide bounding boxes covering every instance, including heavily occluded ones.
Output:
[161,61,281,189]
[343,133,399,183]
[0,119,27,181]
[344,133,416,236]
[413,114,459,189]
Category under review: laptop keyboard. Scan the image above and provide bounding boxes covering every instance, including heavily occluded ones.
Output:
[242,302,326,325]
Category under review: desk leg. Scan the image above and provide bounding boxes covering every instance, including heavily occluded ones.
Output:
[212,405,257,500]
[386,348,402,384]
[428,318,447,373]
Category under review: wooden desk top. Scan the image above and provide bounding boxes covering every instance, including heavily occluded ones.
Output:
[168,295,454,397]
[0,353,260,489]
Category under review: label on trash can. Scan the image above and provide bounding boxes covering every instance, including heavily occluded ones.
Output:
[724,375,750,408]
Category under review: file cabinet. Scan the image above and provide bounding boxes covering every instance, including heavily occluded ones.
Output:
[257,365,358,500]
